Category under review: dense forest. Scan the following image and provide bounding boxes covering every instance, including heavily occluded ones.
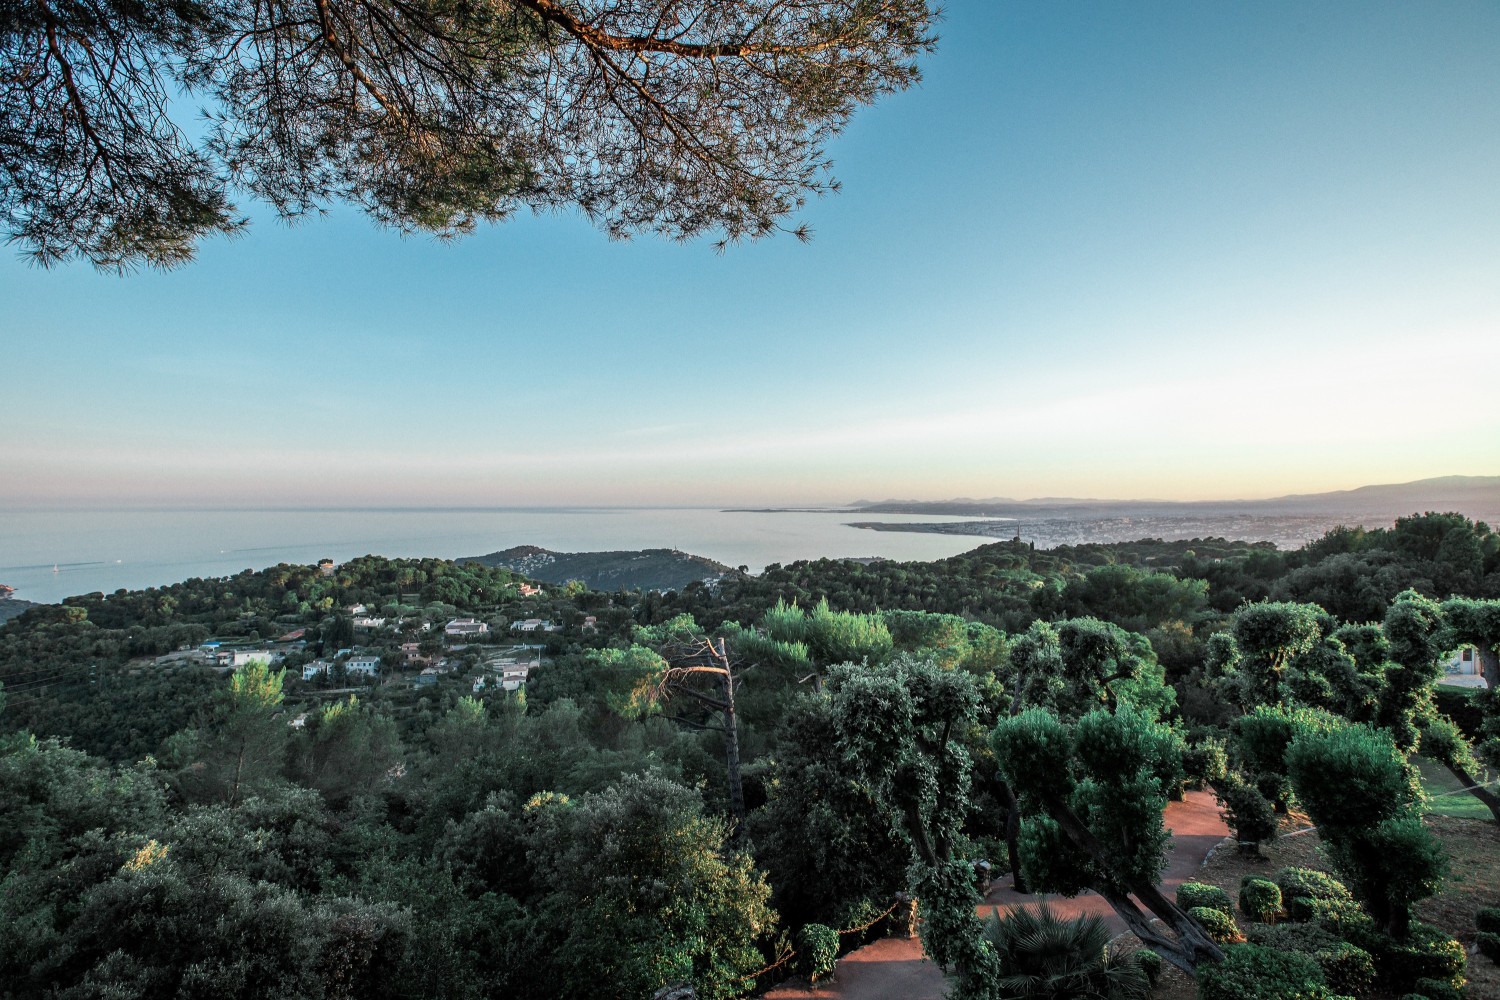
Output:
[1,512,1498,1000]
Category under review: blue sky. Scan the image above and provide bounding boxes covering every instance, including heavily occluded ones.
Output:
[3,1,1497,507]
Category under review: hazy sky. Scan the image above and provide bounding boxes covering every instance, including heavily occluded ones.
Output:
[3,1,1497,508]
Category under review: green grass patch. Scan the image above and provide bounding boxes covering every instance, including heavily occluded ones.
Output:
[1413,755,1496,821]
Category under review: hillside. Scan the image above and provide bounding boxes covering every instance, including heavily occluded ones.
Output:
[0,599,41,625]
[458,545,735,592]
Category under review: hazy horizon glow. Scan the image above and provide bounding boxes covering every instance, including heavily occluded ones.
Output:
[3,2,1498,508]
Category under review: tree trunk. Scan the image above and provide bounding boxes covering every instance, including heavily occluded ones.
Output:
[1043,794,1225,974]
[998,779,1029,893]
[718,643,746,843]
[1437,756,1500,824]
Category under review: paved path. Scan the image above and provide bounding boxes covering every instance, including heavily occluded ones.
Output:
[764,789,1229,1000]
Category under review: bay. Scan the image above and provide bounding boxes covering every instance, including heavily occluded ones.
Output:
[0,508,1004,604]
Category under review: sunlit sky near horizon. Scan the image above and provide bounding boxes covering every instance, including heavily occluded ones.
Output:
[3,1,1498,508]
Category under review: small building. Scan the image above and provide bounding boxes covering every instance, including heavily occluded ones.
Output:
[303,660,331,680]
[445,618,489,637]
[353,616,387,630]
[510,618,551,633]
[416,668,441,687]
[346,655,381,677]
[317,560,335,577]
[230,647,285,668]
[518,583,545,597]
[581,615,598,632]
[1444,644,1494,689]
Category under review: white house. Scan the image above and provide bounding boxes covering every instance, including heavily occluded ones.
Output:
[1444,645,1492,689]
[346,655,381,677]
[445,618,489,637]
[302,660,331,680]
[510,618,559,633]
[230,648,285,668]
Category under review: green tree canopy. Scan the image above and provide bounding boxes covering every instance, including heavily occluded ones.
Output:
[4,0,935,269]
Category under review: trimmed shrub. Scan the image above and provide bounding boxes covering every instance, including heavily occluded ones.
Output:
[1477,906,1500,934]
[1241,879,1283,923]
[1478,930,1500,963]
[1346,921,1466,993]
[1218,778,1279,848]
[1198,944,1339,1000]
[1247,923,1341,953]
[1313,941,1376,997]
[798,923,839,983]
[1179,882,1235,916]
[1184,737,1229,786]
[1190,906,1241,944]
[1275,867,1354,922]
[1410,978,1462,1000]
[1134,948,1162,986]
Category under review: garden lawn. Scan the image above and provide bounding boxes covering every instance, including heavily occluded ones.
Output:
[1415,754,1498,821]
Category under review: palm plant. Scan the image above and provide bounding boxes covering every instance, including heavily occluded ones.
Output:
[982,903,1150,1000]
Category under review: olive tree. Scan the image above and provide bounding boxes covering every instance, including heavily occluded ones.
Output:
[990,705,1223,975]
[1286,718,1446,938]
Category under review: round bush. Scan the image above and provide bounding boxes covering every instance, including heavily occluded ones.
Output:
[1198,944,1339,1000]
[1477,906,1500,934]
[1313,941,1375,996]
[798,923,839,983]
[1241,879,1284,923]
[1247,923,1341,953]
[1275,867,1354,922]
[1346,921,1466,993]
[1220,779,1280,846]
[1179,881,1235,916]
[1411,978,1462,1000]
[1477,930,1500,963]
[1190,905,1241,944]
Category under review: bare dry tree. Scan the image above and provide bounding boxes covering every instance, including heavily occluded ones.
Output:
[2,0,936,269]
[652,634,748,841]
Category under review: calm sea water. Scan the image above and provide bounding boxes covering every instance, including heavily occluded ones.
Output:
[0,508,1001,604]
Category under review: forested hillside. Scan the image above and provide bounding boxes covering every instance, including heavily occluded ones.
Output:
[1,512,1498,1000]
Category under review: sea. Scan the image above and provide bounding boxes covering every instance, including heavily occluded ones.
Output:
[0,508,1005,605]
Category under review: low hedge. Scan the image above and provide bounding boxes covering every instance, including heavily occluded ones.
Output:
[1179,881,1235,916]
[1345,921,1466,993]
[1476,906,1500,934]
[1410,977,1462,1000]
[1313,941,1376,997]
[1198,944,1345,1000]
[1275,868,1354,921]
[1190,906,1242,944]
[1245,923,1373,995]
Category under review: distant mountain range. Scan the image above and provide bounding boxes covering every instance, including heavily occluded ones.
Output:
[846,475,1500,523]
[458,545,735,593]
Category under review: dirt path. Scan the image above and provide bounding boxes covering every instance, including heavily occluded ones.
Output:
[764,788,1229,1000]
